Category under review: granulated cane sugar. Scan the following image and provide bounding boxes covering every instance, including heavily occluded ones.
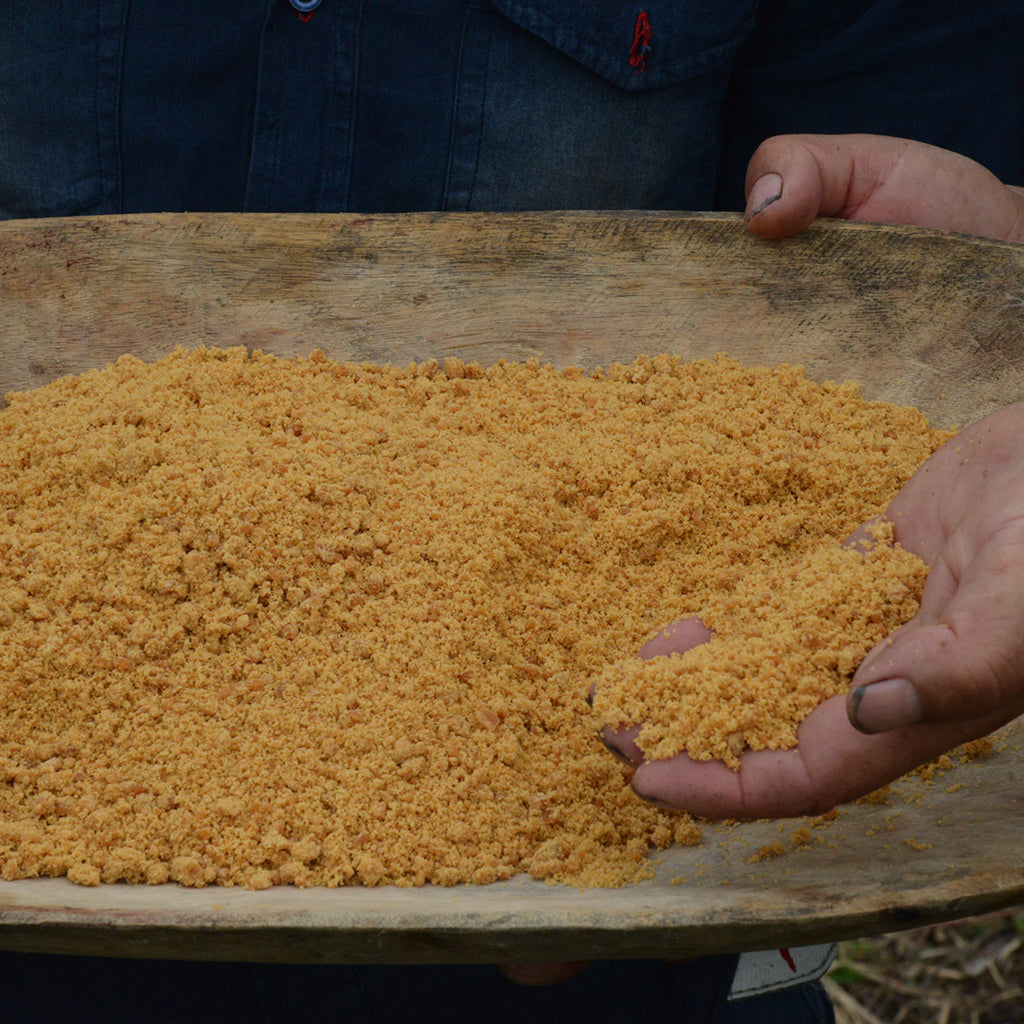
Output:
[591,520,927,767]
[0,348,948,888]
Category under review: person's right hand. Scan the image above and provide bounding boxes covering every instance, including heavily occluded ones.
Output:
[603,402,1024,820]
[743,133,1024,243]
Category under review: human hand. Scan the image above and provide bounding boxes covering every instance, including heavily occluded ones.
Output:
[743,133,1024,243]
[498,962,590,985]
[604,403,1024,819]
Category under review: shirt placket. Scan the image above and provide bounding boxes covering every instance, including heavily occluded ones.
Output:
[245,0,361,212]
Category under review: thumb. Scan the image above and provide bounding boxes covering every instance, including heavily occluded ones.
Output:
[848,529,1024,733]
[742,133,882,239]
[744,133,1024,242]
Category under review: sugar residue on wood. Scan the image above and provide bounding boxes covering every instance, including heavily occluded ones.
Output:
[0,349,948,888]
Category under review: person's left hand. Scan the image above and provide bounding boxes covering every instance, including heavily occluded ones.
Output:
[742,133,1024,243]
[603,403,1024,819]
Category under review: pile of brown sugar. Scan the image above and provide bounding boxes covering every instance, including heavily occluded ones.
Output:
[0,348,949,889]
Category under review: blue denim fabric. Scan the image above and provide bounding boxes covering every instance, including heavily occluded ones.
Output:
[1,0,1022,218]
[0,952,835,1023]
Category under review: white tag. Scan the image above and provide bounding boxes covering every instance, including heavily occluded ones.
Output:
[727,943,837,1000]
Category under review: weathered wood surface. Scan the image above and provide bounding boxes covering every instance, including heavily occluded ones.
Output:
[1,211,1024,963]
[2,211,1024,426]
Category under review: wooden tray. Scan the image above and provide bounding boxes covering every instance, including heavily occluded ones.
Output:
[1,211,1023,963]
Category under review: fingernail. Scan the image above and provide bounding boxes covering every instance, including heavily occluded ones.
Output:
[630,779,678,811]
[848,678,925,734]
[744,173,783,221]
[599,730,641,767]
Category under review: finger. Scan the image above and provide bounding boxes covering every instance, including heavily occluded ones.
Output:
[600,722,644,767]
[849,519,1024,731]
[842,514,887,555]
[744,133,1024,242]
[630,692,1014,820]
[600,618,711,765]
[637,617,712,659]
[743,134,889,238]
[499,962,590,986]
[843,540,960,700]
[884,404,1024,563]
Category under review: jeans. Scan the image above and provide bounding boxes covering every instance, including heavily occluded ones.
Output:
[0,952,835,1023]
[1,0,1022,218]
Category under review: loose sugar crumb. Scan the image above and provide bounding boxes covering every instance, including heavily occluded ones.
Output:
[751,841,787,863]
[0,348,949,888]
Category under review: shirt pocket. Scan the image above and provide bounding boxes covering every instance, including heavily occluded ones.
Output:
[490,0,759,89]
[0,4,125,219]
[444,0,759,211]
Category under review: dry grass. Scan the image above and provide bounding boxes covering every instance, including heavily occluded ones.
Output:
[827,907,1024,1024]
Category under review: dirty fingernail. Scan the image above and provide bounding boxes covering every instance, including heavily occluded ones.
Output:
[630,779,678,811]
[744,173,783,221]
[599,729,641,767]
[848,678,924,734]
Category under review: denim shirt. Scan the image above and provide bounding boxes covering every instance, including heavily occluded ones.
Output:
[2,0,1023,219]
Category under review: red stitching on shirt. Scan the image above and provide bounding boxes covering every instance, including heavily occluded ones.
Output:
[629,11,652,73]
[298,10,315,22]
